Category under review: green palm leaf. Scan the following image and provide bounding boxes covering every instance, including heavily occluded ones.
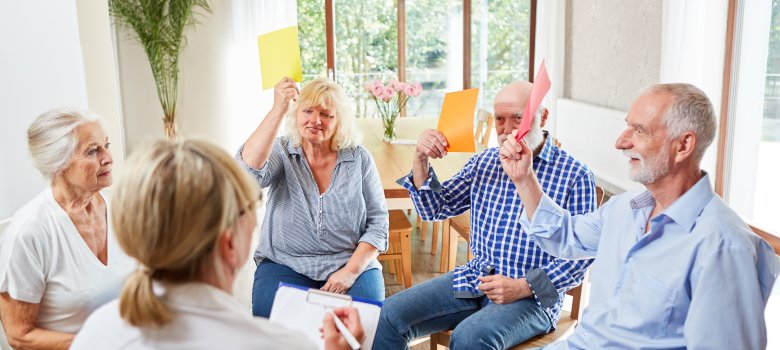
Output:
[109,0,211,138]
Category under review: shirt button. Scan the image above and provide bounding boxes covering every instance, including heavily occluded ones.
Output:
[616,288,622,295]
[628,257,635,263]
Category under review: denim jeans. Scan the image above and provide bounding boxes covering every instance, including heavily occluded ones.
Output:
[251,259,385,317]
[373,272,551,350]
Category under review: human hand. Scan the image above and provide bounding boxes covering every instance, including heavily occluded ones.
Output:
[271,77,300,115]
[477,275,532,304]
[499,129,534,183]
[322,307,365,350]
[416,129,449,161]
[321,267,359,294]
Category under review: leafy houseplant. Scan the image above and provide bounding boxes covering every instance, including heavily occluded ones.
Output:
[363,79,423,142]
[109,0,211,140]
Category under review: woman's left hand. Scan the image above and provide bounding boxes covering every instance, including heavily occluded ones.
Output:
[321,268,359,294]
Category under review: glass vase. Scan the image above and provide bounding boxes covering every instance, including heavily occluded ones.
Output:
[382,113,398,142]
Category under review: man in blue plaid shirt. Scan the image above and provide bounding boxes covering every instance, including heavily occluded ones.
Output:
[373,81,597,350]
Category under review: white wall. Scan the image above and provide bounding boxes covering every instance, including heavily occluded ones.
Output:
[116,0,297,155]
[536,0,726,192]
[0,1,125,220]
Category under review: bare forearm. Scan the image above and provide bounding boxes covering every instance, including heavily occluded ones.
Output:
[6,327,73,350]
[344,242,380,274]
[411,157,430,189]
[241,108,286,169]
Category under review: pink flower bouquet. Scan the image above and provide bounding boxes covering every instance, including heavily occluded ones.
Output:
[363,78,423,141]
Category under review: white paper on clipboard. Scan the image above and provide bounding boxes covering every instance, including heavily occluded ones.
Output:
[269,283,383,350]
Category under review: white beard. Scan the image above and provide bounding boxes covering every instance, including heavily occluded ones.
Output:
[624,146,671,184]
[523,115,544,150]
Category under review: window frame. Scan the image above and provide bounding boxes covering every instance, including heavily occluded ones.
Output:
[718,0,780,253]
[321,0,537,105]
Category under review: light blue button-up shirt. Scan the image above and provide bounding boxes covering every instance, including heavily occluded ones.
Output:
[521,173,779,349]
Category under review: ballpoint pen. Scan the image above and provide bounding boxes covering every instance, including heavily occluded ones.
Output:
[326,309,361,350]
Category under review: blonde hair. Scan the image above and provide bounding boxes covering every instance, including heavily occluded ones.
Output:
[27,108,102,181]
[112,139,260,327]
[283,77,362,150]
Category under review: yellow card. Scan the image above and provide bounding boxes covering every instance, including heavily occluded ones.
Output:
[436,88,479,152]
[257,26,303,90]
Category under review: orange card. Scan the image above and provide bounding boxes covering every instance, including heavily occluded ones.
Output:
[436,88,479,152]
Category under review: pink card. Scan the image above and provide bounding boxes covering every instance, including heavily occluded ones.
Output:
[516,60,551,142]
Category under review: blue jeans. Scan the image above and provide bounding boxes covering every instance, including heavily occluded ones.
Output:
[252,259,385,317]
[373,272,551,350]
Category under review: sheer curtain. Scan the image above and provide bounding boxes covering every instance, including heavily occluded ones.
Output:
[659,0,728,177]
[223,0,298,307]
[215,0,298,152]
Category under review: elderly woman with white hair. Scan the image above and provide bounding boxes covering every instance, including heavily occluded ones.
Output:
[0,109,134,349]
[237,77,389,318]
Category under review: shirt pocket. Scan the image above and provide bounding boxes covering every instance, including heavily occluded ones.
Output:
[616,268,677,338]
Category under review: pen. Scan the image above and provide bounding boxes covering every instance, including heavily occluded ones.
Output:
[326,309,361,350]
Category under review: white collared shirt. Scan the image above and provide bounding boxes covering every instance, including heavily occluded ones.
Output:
[71,282,316,349]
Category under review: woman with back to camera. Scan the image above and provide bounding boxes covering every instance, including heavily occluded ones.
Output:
[71,139,364,349]
[237,77,389,318]
[0,108,134,349]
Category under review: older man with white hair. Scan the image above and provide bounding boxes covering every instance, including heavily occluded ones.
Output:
[373,81,598,349]
[503,83,779,349]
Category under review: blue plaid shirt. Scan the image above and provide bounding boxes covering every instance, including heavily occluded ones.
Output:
[398,133,596,325]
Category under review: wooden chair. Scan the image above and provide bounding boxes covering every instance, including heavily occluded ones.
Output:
[430,271,589,350]
[379,210,413,289]
[474,109,494,147]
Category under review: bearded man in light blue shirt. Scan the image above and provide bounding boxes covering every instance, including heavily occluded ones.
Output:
[500,83,779,349]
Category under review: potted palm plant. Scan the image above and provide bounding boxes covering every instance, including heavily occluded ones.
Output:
[109,0,211,140]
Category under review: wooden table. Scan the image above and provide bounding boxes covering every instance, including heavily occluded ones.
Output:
[357,117,479,210]
[359,117,483,274]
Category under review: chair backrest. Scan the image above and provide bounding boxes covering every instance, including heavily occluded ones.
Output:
[595,186,605,208]
[474,109,494,147]
[566,269,589,320]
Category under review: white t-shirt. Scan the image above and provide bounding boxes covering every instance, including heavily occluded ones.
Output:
[0,189,135,333]
[71,282,317,350]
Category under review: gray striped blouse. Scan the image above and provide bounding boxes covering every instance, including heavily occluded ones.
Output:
[236,137,389,281]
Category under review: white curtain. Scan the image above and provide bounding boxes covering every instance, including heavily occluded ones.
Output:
[659,0,728,177]
[209,0,298,152]
[222,0,298,307]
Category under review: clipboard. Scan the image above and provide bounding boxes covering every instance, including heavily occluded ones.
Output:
[269,283,383,350]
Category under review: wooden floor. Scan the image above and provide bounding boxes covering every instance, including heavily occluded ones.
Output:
[381,211,470,350]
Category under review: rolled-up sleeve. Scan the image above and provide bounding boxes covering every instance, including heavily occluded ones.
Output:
[235,140,285,188]
[396,155,477,221]
[358,149,389,252]
[525,172,596,306]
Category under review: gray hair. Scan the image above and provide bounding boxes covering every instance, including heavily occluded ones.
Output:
[27,108,102,181]
[650,83,716,163]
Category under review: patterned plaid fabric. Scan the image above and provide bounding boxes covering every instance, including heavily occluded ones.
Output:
[398,133,596,325]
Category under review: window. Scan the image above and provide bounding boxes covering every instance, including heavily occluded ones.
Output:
[405,0,463,117]
[298,0,327,82]
[471,0,531,111]
[725,0,780,234]
[297,0,535,119]
[333,0,398,118]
